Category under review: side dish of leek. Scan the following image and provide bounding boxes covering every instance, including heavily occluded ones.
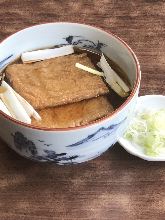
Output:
[124,109,165,157]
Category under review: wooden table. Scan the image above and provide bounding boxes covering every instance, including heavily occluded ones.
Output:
[0,1,165,219]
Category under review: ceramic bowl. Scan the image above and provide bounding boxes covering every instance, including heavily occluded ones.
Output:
[0,22,140,164]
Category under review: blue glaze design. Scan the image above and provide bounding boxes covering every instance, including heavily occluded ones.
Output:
[58,35,107,51]
[11,116,126,164]
[12,132,37,156]
[66,118,126,148]
[64,36,82,44]
[12,132,79,164]
[35,150,79,164]
[44,143,52,147]
[0,55,13,69]
[38,140,44,142]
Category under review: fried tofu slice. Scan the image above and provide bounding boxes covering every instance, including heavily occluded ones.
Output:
[5,54,109,110]
[31,96,113,128]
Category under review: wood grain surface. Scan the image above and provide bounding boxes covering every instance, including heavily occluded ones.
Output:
[0,0,165,219]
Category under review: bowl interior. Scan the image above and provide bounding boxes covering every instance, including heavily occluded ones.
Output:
[0,23,138,89]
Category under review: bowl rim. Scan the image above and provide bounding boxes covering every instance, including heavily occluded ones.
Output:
[0,22,141,131]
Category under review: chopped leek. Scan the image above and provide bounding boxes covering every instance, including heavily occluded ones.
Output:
[21,45,74,63]
[124,109,165,157]
[75,63,104,76]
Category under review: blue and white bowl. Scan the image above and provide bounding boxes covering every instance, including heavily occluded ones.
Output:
[0,22,141,164]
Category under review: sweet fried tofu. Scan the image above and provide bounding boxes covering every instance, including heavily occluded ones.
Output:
[5,54,109,110]
[31,96,113,128]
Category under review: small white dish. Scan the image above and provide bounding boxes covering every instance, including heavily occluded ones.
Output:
[119,95,165,161]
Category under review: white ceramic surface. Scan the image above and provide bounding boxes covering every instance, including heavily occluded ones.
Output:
[0,23,140,164]
[119,95,165,161]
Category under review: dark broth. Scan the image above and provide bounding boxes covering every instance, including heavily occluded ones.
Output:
[74,47,130,109]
